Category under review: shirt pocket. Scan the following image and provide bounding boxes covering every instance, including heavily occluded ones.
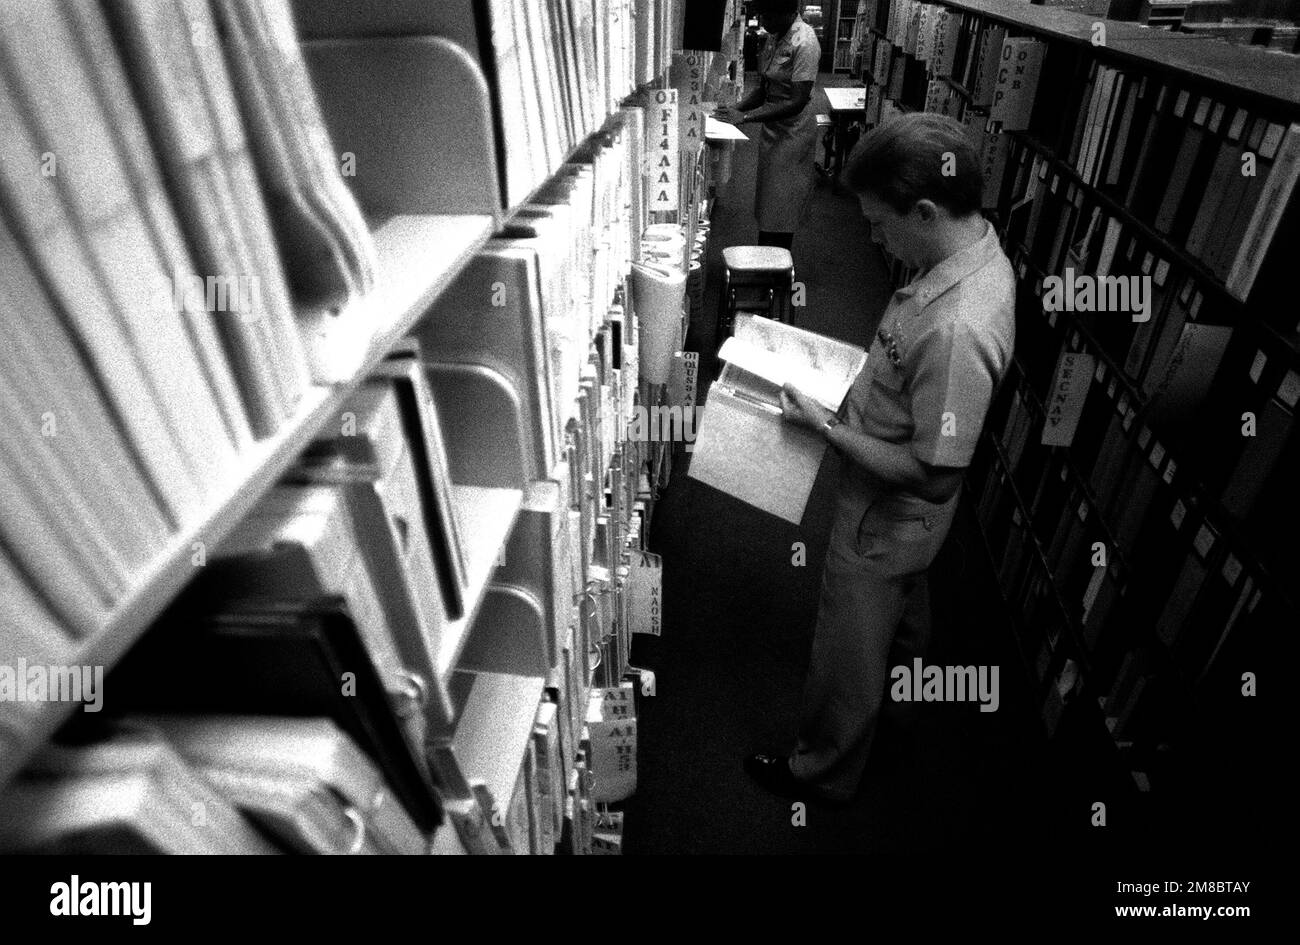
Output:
[870,356,907,394]
[766,47,793,77]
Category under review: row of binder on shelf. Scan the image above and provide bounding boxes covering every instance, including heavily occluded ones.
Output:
[1014,61,1300,306]
[975,355,1281,704]
[0,660,638,854]
[1002,179,1232,416]
[0,0,384,638]
[439,382,657,852]
[1,295,659,851]
[3,97,678,842]
[2,289,663,851]
[486,0,683,209]
[1004,238,1300,575]
[869,2,1045,129]
[870,1,1300,307]
[0,715,416,855]
[0,86,657,701]
[438,150,639,482]
[1098,570,1275,747]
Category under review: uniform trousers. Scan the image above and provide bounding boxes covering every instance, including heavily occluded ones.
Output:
[788,479,960,801]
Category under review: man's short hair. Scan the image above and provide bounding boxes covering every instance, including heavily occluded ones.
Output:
[843,113,983,217]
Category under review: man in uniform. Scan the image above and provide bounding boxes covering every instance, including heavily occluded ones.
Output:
[745,113,1017,802]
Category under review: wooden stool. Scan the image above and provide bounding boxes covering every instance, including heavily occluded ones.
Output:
[717,246,795,343]
[815,114,835,176]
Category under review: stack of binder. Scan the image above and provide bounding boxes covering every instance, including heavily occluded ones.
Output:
[484,0,680,209]
[140,715,427,855]
[0,0,377,648]
[0,724,279,855]
[108,597,444,836]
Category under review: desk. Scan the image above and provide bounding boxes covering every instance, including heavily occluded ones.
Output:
[820,86,866,180]
[823,87,866,113]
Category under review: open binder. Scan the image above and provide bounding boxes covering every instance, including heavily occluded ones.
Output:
[688,315,866,525]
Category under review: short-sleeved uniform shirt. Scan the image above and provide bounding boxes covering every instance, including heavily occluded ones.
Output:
[759,16,821,86]
[840,220,1016,514]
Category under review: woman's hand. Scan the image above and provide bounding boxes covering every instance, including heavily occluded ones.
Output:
[713,105,746,125]
[780,383,833,431]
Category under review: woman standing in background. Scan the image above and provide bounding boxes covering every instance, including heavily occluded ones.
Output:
[715,0,821,249]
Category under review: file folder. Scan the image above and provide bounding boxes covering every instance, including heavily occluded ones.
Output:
[111,598,443,833]
[142,714,426,855]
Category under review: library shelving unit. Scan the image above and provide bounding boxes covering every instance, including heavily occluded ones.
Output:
[0,31,500,794]
[860,0,1296,797]
[834,0,864,72]
[0,0,719,855]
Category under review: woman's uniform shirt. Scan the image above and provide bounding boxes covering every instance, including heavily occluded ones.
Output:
[754,16,821,232]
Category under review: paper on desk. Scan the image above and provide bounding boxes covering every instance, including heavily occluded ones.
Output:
[720,314,867,411]
[706,116,749,141]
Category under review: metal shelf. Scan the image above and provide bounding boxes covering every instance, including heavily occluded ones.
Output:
[0,213,495,793]
[938,0,1300,109]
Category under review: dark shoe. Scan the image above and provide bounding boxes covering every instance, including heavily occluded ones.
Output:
[743,753,805,799]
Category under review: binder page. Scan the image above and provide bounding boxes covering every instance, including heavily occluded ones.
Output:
[723,314,867,411]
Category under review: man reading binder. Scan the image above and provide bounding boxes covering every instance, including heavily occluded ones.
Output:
[745,114,1016,802]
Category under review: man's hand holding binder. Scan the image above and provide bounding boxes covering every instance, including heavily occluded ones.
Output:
[779,383,836,434]
[687,317,866,524]
[784,378,965,504]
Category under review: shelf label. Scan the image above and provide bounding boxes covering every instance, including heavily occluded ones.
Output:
[1249,350,1267,385]
[1193,524,1216,558]
[592,809,625,855]
[1042,351,1095,447]
[1081,563,1107,618]
[668,351,700,416]
[676,52,708,150]
[630,550,663,636]
[586,713,637,803]
[1222,554,1243,586]
[649,89,679,213]
[599,682,636,720]
[1279,370,1300,409]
